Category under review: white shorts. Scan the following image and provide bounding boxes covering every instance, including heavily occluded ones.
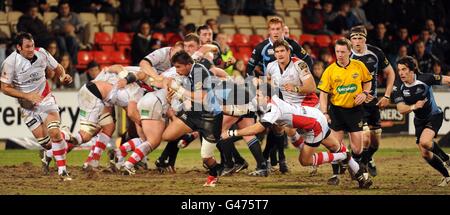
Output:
[137,89,168,121]
[78,85,105,125]
[21,95,59,131]
[293,112,330,146]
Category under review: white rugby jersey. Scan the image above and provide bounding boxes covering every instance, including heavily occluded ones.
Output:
[105,83,144,107]
[266,57,318,107]
[1,48,58,95]
[95,66,140,85]
[260,95,326,135]
[144,47,172,74]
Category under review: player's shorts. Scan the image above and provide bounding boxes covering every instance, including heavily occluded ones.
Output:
[137,89,168,121]
[21,95,59,131]
[78,82,105,125]
[329,104,364,132]
[292,107,330,147]
[362,99,381,129]
[414,112,443,144]
[177,111,223,143]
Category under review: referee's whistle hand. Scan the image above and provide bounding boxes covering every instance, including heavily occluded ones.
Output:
[354,93,366,105]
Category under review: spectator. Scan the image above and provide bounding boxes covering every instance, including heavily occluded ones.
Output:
[389,44,408,71]
[38,0,57,15]
[216,33,235,76]
[53,52,77,89]
[322,1,337,34]
[17,3,53,48]
[89,0,116,15]
[206,18,219,40]
[46,40,61,61]
[312,61,324,86]
[364,0,393,28]
[328,1,359,35]
[389,27,412,56]
[183,23,197,36]
[368,23,390,53]
[233,60,246,83]
[131,20,161,65]
[84,60,101,81]
[424,19,449,63]
[301,0,325,34]
[432,60,443,75]
[118,0,150,32]
[51,0,85,64]
[302,42,317,60]
[413,40,439,74]
[350,0,373,30]
[318,47,333,68]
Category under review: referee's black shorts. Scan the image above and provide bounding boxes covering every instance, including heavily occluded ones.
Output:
[329,104,364,132]
[363,99,381,130]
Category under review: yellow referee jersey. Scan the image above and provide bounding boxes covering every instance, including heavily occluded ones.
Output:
[318,59,372,108]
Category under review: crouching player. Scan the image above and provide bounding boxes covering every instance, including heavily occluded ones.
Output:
[221,83,373,188]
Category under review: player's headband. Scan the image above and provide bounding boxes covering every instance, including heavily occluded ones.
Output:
[350,32,367,39]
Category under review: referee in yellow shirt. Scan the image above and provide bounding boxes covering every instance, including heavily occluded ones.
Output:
[318,38,373,185]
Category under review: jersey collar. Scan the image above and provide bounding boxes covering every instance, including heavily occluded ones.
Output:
[16,50,38,64]
[336,60,351,69]
[351,44,368,57]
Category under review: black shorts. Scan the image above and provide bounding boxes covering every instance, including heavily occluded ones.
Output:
[177,111,223,143]
[414,112,443,144]
[362,99,381,129]
[329,104,364,132]
[304,129,331,148]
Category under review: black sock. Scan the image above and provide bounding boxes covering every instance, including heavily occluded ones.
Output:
[352,152,362,165]
[360,148,369,165]
[159,140,177,163]
[231,142,246,164]
[276,133,287,161]
[367,145,378,160]
[263,132,275,160]
[167,140,180,166]
[209,163,219,177]
[332,163,340,175]
[217,138,234,168]
[425,155,450,177]
[431,142,449,162]
[247,138,266,169]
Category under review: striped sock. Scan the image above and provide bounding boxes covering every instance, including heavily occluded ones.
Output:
[52,139,68,175]
[91,132,111,165]
[119,138,142,157]
[290,132,304,149]
[125,141,153,168]
[312,151,346,166]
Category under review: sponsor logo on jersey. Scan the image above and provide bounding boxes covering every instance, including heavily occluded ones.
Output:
[79,109,87,117]
[352,72,359,79]
[402,89,410,97]
[141,110,149,116]
[336,84,357,94]
[434,75,441,81]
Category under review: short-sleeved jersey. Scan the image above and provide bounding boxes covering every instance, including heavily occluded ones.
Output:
[260,95,326,134]
[143,47,172,74]
[183,63,221,114]
[1,48,58,94]
[392,73,442,119]
[247,37,313,76]
[318,59,373,108]
[266,57,319,107]
[351,44,390,95]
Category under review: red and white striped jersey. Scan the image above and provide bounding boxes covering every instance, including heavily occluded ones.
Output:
[266,57,318,107]
[260,95,328,141]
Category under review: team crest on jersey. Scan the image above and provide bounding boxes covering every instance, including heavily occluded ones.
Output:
[298,62,308,70]
[268,49,274,55]
[403,89,410,97]
[366,57,375,64]
[434,75,441,81]
[352,72,359,79]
